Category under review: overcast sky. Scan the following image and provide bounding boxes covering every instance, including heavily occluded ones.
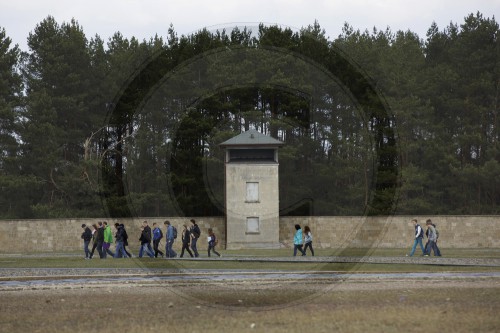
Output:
[1,0,499,50]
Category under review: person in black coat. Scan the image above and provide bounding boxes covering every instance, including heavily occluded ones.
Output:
[180,224,194,258]
[113,223,128,258]
[81,224,92,259]
[89,224,99,259]
[120,224,132,258]
[95,222,105,259]
[138,221,154,258]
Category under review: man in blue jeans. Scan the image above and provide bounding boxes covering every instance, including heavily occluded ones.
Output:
[113,223,128,258]
[138,221,154,258]
[424,219,440,256]
[408,219,425,256]
[81,224,92,259]
[164,220,177,258]
[152,222,164,258]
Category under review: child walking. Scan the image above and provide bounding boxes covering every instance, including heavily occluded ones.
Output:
[207,228,221,257]
[303,225,314,256]
[293,224,306,256]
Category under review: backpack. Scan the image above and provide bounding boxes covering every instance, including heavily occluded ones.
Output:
[434,225,439,239]
[172,226,177,239]
[192,225,201,238]
[82,228,92,242]
[417,225,424,238]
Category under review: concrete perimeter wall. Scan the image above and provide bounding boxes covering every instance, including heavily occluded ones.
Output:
[0,217,225,254]
[0,216,498,253]
[280,216,500,250]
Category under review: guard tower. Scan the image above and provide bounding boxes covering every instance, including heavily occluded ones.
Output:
[220,129,284,249]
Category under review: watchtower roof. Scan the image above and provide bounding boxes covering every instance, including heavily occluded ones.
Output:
[219,129,284,147]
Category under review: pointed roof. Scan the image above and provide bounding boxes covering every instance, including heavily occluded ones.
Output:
[219,129,284,147]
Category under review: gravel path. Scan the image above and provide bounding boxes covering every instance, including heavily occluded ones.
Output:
[213,255,500,266]
[0,255,499,281]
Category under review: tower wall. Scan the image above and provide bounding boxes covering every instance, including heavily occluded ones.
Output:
[225,163,280,249]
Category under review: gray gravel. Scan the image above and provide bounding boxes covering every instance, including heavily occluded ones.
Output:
[0,255,499,280]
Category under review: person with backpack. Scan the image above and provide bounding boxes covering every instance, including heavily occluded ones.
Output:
[207,228,221,257]
[407,219,425,257]
[81,224,92,259]
[152,222,164,258]
[189,219,201,257]
[95,222,105,259]
[120,223,133,258]
[432,223,442,256]
[180,224,194,258]
[113,223,128,258]
[424,219,439,256]
[138,221,154,258]
[423,221,442,256]
[164,220,177,258]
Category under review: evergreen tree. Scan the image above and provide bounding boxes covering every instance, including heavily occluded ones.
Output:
[0,27,36,218]
[20,16,102,217]
[1,14,498,218]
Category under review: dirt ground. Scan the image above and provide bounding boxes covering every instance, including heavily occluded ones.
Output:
[0,277,499,333]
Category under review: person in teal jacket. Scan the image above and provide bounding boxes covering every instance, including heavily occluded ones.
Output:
[293,224,306,256]
[102,221,115,258]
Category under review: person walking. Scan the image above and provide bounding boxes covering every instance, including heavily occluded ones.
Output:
[95,222,105,259]
[180,224,194,258]
[89,224,99,259]
[152,222,164,258]
[189,219,201,257]
[408,219,425,257]
[293,224,306,256]
[433,222,442,256]
[424,219,439,256]
[164,220,177,258]
[113,223,128,258]
[120,224,133,258]
[138,221,154,258]
[81,224,92,259]
[207,228,221,257]
[102,221,115,258]
[303,225,314,256]
[143,221,155,256]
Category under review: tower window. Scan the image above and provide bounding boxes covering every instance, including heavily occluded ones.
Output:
[229,148,275,162]
[246,217,260,234]
[246,182,259,202]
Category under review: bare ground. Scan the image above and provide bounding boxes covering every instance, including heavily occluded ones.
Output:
[0,277,499,333]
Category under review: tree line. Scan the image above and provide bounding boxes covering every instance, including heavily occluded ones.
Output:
[0,12,499,219]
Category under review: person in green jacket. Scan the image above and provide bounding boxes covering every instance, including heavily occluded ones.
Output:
[293,224,306,257]
[102,221,115,258]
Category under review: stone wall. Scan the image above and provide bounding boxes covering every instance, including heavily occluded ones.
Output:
[0,216,498,253]
[0,217,225,254]
[280,216,500,249]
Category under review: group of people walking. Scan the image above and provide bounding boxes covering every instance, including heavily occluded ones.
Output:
[80,221,124,259]
[292,224,314,256]
[291,220,442,258]
[408,218,442,257]
[80,219,222,259]
[81,218,443,259]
